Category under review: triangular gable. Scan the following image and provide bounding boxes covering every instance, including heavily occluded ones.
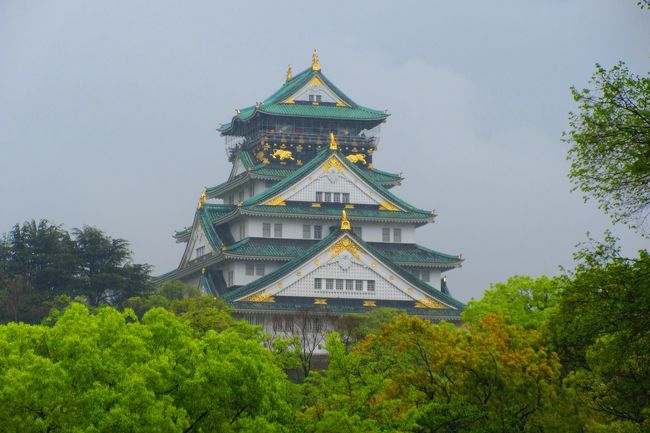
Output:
[230,232,459,310]
[228,151,253,180]
[252,151,405,211]
[281,75,350,107]
[179,208,224,266]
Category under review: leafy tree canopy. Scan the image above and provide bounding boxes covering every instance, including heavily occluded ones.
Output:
[462,275,564,329]
[565,62,650,233]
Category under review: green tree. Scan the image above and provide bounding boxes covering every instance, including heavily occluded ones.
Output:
[546,237,650,431]
[73,226,151,307]
[0,220,79,323]
[0,303,294,432]
[564,62,650,233]
[462,275,563,329]
[302,315,566,432]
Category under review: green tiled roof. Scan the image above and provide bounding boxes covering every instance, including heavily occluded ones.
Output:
[240,204,432,222]
[243,148,430,216]
[218,66,387,134]
[230,298,462,320]
[224,237,461,269]
[223,229,464,310]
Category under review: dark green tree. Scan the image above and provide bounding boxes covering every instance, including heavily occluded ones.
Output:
[564,62,650,233]
[0,220,79,323]
[73,226,151,307]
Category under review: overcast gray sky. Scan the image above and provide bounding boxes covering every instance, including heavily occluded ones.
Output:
[1,1,648,302]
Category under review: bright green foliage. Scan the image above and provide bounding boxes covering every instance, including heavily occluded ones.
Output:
[565,63,650,233]
[301,314,564,433]
[0,303,292,432]
[547,239,650,431]
[462,275,563,329]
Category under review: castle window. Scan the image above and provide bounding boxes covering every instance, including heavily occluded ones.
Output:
[324,192,332,202]
[326,279,334,290]
[314,278,322,290]
[314,225,322,239]
[393,228,402,243]
[227,271,234,286]
[303,224,311,239]
[346,279,354,291]
[333,193,341,202]
[196,246,205,258]
[248,185,254,197]
[263,222,271,238]
[239,224,246,240]
[274,223,283,238]
[342,193,350,203]
[238,190,244,202]
[421,270,430,282]
[367,280,376,291]
[352,226,362,238]
[355,280,364,291]
[382,227,390,242]
[245,263,255,276]
[315,192,322,202]
[255,263,265,276]
[336,279,344,290]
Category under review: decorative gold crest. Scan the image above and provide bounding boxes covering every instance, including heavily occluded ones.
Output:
[346,154,367,165]
[327,236,361,260]
[322,156,344,173]
[379,200,399,211]
[314,298,327,305]
[245,292,275,303]
[362,300,376,307]
[263,195,286,206]
[415,298,445,309]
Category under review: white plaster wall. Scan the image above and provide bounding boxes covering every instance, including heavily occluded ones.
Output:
[223,260,281,287]
[187,225,213,261]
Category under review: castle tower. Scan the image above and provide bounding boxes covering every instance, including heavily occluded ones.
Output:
[157,53,464,333]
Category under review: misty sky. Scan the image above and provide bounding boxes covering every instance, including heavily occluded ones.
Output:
[1,1,649,302]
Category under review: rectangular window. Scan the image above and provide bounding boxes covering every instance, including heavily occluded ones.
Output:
[313,225,322,239]
[382,227,391,242]
[342,193,350,204]
[248,185,254,197]
[196,246,205,258]
[303,224,311,239]
[314,278,322,290]
[355,280,364,291]
[336,279,344,290]
[255,263,265,276]
[238,191,244,202]
[227,271,234,286]
[352,226,362,238]
[263,222,271,238]
[333,192,341,203]
[326,279,334,291]
[315,192,323,202]
[315,95,322,102]
[274,223,282,238]
[245,263,254,276]
[239,224,246,240]
[422,270,430,282]
[324,192,332,202]
[367,280,375,291]
[393,228,402,243]
[346,279,354,291]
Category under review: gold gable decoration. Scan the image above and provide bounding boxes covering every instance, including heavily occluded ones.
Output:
[322,156,344,173]
[328,236,361,260]
[263,195,286,206]
[245,292,275,303]
[379,200,399,211]
[415,297,446,309]
[346,154,367,165]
